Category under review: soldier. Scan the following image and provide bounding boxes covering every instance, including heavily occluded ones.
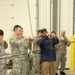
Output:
[0,29,11,75]
[9,25,22,75]
[19,28,31,75]
[10,25,31,75]
[56,30,71,75]
[29,30,43,75]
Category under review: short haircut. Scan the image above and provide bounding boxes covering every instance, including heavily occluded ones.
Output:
[42,28,47,33]
[61,30,66,33]
[51,31,56,34]
[13,25,22,31]
[37,30,43,34]
[0,29,4,35]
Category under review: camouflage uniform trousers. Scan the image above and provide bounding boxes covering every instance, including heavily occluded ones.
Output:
[12,58,29,75]
[56,51,67,72]
[0,59,7,75]
[29,53,41,75]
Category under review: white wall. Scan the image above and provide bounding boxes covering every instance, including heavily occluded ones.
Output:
[60,0,73,68]
[0,0,36,52]
[39,0,51,32]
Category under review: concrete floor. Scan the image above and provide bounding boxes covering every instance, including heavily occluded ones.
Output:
[57,70,75,75]
[6,69,75,75]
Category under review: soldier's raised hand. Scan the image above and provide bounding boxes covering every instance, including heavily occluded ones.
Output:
[26,36,33,43]
[2,40,6,43]
[8,53,12,58]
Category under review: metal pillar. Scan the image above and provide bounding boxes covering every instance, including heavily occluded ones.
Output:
[36,0,39,33]
[53,0,58,32]
[50,0,51,32]
[59,0,61,35]
[52,0,61,36]
[50,0,53,32]
[73,0,75,35]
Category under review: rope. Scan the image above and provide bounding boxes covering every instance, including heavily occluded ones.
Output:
[27,0,33,36]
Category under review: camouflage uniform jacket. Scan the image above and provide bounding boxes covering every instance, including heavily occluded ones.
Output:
[32,36,42,54]
[10,35,30,60]
[19,36,31,60]
[10,35,21,60]
[56,36,71,54]
[0,41,8,71]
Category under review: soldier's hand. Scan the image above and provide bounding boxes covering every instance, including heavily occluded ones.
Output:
[8,53,12,58]
[46,33,51,37]
[26,36,33,43]
[65,39,68,43]
[26,36,31,40]
[2,40,6,43]
[60,37,64,40]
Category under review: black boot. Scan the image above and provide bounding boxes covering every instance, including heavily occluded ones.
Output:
[60,71,66,75]
[56,73,58,75]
